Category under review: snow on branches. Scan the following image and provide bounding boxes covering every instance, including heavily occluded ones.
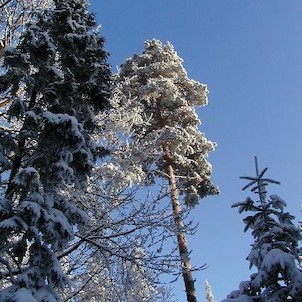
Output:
[0,0,110,300]
[223,158,302,302]
[106,39,218,207]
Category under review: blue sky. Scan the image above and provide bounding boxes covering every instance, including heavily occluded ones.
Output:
[89,1,302,300]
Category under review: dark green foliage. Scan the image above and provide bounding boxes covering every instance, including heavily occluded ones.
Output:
[0,0,110,300]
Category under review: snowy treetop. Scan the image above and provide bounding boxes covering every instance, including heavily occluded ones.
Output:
[102,39,218,207]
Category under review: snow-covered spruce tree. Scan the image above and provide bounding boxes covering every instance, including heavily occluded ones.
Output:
[109,39,218,302]
[223,158,302,302]
[0,0,110,300]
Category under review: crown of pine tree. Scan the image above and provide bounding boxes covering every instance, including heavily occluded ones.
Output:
[108,39,218,207]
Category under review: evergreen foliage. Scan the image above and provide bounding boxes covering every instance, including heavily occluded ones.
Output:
[0,0,110,300]
[0,0,53,59]
[223,158,302,302]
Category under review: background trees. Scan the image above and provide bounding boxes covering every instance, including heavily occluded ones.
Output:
[0,0,110,300]
[223,158,302,302]
[59,175,177,302]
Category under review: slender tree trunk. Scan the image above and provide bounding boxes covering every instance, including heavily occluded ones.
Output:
[163,142,197,302]
[156,100,197,302]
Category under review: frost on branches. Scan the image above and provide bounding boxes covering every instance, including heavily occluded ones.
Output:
[223,158,302,302]
[205,279,216,302]
[108,39,218,207]
[59,175,176,302]
[63,234,174,302]
[104,39,218,302]
[0,0,110,300]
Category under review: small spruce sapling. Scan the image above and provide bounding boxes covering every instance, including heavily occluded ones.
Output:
[223,157,302,302]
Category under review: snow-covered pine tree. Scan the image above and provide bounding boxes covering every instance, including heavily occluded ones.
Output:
[223,157,302,302]
[0,0,110,300]
[108,39,218,302]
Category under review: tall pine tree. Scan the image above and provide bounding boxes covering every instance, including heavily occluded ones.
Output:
[107,39,218,302]
[0,0,110,300]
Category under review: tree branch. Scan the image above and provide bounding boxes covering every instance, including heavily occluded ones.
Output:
[0,0,14,10]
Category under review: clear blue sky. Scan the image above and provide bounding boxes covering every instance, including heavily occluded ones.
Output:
[89,1,302,301]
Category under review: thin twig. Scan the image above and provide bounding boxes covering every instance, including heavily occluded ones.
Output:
[0,0,13,10]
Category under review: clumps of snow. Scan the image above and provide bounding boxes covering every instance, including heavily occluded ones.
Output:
[270,194,287,210]
[225,164,302,301]
[5,288,39,302]
[12,167,40,188]
[222,294,253,302]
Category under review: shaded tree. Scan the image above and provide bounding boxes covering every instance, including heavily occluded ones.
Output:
[0,0,110,300]
[0,0,53,109]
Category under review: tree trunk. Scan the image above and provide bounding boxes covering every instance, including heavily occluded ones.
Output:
[156,99,197,302]
[163,142,197,302]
